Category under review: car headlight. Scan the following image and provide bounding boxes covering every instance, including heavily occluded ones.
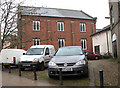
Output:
[33,58,39,61]
[49,61,57,66]
[75,60,86,66]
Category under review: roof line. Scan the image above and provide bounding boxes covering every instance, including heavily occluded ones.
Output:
[80,10,94,19]
[20,5,83,13]
[20,5,94,20]
[90,25,110,36]
[21,14,93,20]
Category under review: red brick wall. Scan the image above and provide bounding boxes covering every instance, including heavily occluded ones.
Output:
[18,15,96,51]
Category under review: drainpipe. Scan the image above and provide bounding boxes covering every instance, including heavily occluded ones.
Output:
[70,21,74,46]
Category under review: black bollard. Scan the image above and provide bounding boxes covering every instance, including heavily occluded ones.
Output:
[59,68,63,85]
[19,65,21,76]
[33,65,37,80]
[2,63,3,71]
[9,64,11,73]
[99,70,104,88]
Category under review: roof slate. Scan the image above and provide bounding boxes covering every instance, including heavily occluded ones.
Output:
[20,6,94,20]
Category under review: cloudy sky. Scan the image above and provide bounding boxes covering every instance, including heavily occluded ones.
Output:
[19,0,110,29]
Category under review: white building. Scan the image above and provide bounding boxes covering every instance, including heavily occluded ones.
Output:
[91,25,112,55]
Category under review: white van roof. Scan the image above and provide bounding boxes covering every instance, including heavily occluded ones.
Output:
[30,45,54,49]
[1,49,26,52]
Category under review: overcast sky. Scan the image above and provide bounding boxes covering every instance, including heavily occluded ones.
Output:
[19,0,110,29]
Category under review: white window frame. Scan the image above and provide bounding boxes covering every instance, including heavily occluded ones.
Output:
[33,39,40,46]
[58,39,65,48]
[57,22,64,31]
[33,21,40,31]
[80,23,86,32]
[81,39,87,50]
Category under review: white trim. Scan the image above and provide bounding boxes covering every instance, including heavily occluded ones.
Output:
[57,22,64,31]
[80,23,86,32]
[33,39,40,46]
[81,39,87,50]
[33,21,40,31]
[58,39,65,48]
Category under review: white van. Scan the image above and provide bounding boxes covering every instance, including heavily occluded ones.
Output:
[1,49,26,68]
[19,45,55,70]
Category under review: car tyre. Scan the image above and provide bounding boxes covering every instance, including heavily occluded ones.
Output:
[48,74,54,78]
[95,56,99,60]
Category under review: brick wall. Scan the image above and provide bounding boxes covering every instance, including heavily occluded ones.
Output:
[18,15,96,51]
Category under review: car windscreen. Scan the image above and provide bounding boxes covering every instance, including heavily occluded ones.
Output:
[55,47,83,56]
[26,48,44,55]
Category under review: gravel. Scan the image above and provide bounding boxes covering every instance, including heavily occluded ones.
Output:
[89,59,118,86]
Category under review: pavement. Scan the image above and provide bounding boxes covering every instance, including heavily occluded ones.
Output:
[0,53,2,88]
[0,52,55,86]
[1,70,56,86]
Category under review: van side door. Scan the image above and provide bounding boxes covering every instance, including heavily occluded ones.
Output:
[44,48,51,63]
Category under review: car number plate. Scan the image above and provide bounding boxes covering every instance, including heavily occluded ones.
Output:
[23,64,30,66]
[62,68,73,72]
[3,63,9,65]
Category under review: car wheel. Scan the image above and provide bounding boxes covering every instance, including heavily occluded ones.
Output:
[48,74,54,78]
[84,67,89,77]
[40,62,44,71]
[95,56,99,60]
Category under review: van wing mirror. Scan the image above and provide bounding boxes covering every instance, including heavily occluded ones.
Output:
[23,53,26,55]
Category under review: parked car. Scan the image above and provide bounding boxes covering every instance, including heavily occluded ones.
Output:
[1,49,26,68]
[48,46,88,78]
[18,45,55,70]
[84,50,100,60]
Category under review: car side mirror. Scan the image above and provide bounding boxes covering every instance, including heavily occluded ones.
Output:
[23,53,26,55]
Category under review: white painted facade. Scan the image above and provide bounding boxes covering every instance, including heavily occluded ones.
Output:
[92,30,112,55]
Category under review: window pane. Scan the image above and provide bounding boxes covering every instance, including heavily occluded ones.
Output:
[33,39,36,45]
[84,40,86,49]
[58,23,60,31]
[62,40,64,47]
[33,21,36,30]
[37,21,39,30]
[80,23,86,32]
[37,39,39,45]
[81,40,83,49]
[61,23,63,31]
[58,40,61,48]
[83,24,85,32]
[80,24,82,32]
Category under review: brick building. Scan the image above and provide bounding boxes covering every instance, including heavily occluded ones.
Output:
[18,6,96,51]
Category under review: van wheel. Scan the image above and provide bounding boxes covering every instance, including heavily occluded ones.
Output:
[40,62,44,71]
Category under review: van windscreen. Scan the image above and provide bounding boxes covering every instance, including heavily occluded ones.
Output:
[26,48,44,55]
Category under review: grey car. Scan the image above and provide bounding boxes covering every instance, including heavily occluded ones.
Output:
[48,46,88,78]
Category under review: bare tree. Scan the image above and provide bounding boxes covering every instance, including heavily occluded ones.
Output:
[0,0,21,49]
